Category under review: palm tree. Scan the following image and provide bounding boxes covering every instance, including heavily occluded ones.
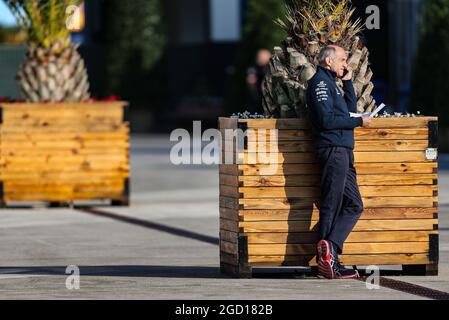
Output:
[4,0,90,102]
[262,0,376,118]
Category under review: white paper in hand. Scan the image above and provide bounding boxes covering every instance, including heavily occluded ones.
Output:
[369,103,386,118]
[349,103,387,118]
[350,112,370,118]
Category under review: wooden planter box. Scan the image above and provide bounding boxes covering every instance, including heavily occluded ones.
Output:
[218,116,438,278]
[0,102,130,207]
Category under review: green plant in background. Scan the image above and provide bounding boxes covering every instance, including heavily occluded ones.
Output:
[103,0,166,99]
[262,0,376,118]
[410,0,449,125]
[225,0,286,115]
[4,0,90,102]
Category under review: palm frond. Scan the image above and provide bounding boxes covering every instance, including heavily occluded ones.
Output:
[279,0,363,47]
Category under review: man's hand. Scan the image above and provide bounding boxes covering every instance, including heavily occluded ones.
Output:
[362,116,373,127]
[341,67,353,81]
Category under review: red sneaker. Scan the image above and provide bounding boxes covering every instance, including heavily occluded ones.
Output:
[316,240,334,279]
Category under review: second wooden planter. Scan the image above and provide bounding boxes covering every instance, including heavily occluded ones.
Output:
[219,116,438,277]
[0,102,130,207]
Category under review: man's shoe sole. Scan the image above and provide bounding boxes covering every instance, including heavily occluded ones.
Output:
[316,240,334,279]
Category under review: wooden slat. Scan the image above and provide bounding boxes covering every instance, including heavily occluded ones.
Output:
[0,104,126,125]
[218,117,238,129]
[245,232,319,244]
[0,131,129,140]
[220,240,237,255]
[247,253,430,266]
[359,117,436,128]
[0,163,129,172]
[244,231,437,244]
[4,187,123,196]
[220,251,238,266]
[239,198,319,210]
[219,196,239,210]
[354,140,428,151]
[239,208,437,221]
[359,185,437,197]
[0,162,128,171]
[220,218,239,233]
[240,219,437,232]
[0,154,127,164]
[358,174,437,185]
[0,140,129,148]
[238,164,320,176]
[219,185,238,198]
[247,242,429,255]
[356,163,438,174]
[355,151,432,163]
[231,128,430,142]
[239,186,320,198]
[0,123,129,133]
[0,170,129,181]
[239,197,437,209]
[237,174,437,187]
[220,230,238,244]
[242,119,311,130]
[0,148,128,159]
[219,208,239,221]
[237,153,317,164]
[218,164,239,176]
[1,118,123,126]
[219,174,240,187]
[225,140,430,153]
[235,151,433,164]
[237,163,437,176]
[237,185,437,198]
[3,181,124,193]
[362,197,437,208]
[240,141,315,153]
[0,102,127,110]
[220,117,437,130]
[238,175,319,187]
[0,120,124,128]
[4,191,124,202]
[246,130,313,141]
[354,128,428,140]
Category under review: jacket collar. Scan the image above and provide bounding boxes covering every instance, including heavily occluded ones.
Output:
[317,65,337,80]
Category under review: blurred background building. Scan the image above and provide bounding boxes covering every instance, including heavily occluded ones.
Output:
[0,0,444,134]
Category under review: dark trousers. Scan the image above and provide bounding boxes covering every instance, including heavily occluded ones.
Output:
[315,146,364,254]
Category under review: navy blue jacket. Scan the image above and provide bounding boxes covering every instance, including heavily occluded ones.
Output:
[306,66,363,150]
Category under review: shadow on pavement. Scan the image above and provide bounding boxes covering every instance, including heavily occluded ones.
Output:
[76,207,219,246]
[0,265,406,279]
[0,266,225,279]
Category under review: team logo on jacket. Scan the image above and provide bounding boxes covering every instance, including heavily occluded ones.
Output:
[315,81,328,102]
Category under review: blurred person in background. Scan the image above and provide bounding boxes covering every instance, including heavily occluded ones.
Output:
[245,49,271,113]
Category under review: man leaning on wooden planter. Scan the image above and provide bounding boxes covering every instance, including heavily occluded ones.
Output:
[306,45,373,279]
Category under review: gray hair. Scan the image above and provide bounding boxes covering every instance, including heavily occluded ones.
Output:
[317,46,337,66]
